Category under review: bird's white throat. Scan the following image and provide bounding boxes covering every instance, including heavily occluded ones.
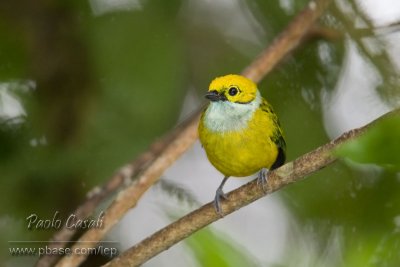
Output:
[204,91,262,132]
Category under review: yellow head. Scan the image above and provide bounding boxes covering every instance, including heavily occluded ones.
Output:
[203,74,262,133]
[206,74,258,104]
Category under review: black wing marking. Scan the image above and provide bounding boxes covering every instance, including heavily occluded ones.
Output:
[260,98,286,170]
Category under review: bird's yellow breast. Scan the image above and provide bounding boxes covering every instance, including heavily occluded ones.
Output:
[199,99,279,177]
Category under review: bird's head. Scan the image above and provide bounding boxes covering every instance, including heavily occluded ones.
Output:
[206,74,258,104]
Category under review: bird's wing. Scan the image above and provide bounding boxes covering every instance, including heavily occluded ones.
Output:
[260,98,286,169]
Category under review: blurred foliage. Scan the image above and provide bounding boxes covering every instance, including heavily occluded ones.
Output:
[336,115,400,169]
[1,0,400,266]
[186,227,256,267]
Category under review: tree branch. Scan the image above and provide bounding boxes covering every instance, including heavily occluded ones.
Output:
[35,142,164,267]
[104,108,400,267]
[35,113,193,267]
[54,112,200,267]
[53,0,333,266]
[242,0,332,83]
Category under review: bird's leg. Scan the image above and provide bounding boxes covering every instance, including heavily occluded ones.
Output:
[257,168,269,192]
[214,176,230,216]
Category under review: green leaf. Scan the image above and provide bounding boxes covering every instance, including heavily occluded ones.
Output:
[185,227,256,267]
[336,115,400,169]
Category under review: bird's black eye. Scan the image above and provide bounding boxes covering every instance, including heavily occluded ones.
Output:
[228,87,238,96]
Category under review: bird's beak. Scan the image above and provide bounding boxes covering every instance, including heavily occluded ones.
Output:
[205,90,227,102]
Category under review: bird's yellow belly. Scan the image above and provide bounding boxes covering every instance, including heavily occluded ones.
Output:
[200,124,278,177]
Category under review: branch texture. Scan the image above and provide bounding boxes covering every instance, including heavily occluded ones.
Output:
[104,108,400,267]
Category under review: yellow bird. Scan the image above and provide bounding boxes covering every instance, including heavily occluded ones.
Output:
[198,74,286,214]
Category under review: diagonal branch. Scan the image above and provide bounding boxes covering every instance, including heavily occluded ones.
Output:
[242,0,332,82]
[36,110,200,267]
[35,113,189,267]
[104,108,400,267]
[54,0,333,266]
[55,113,200,267]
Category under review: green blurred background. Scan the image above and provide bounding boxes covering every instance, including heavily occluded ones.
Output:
[1,0,400,266]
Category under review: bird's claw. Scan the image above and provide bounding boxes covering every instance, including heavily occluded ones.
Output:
[257,168,269,192]
[214,188,228,216]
